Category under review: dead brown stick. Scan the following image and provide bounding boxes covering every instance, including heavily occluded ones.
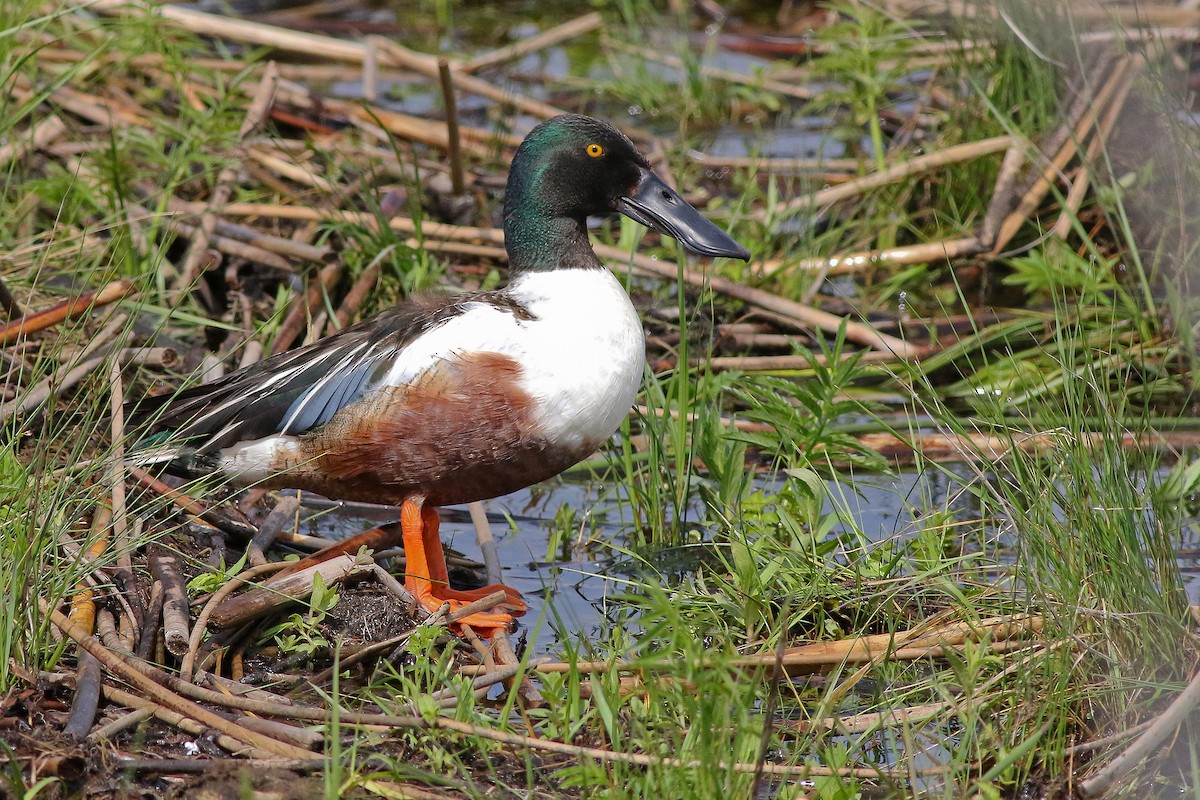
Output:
[147,545,191,656]
[126,467,257,539]
[0,331,159,424]
[0,279,135,347]
[979,142,1027,247]
[135,581,164,660]
[41,599,315,758]
[1050,61,1137,240]
[438,58,465,196]
[208,218,332,263]
[247,495,302,567]
[1080,664,1200,798]
[160,195,330,263]
[376,39,569,121]
[112,347,178,368]
[462,615,1043,676]
[990,56,1133,254]
[247,146,337,193]
[174,61,279,299]
[767,236,985,278]
[86,706,154,742]
[763,135,1016,222]
[346,104,497,158]
[489,632,543,705]
[270,261,343,355]
[0,354,110,423]
[100,685,286,759]
[62,651,101,740]
[106,358,139,647]
[182,561,290,682]
[205,553,370,630]
[332,260,382,330]
[270,524,402,581]
[461,12,603,73]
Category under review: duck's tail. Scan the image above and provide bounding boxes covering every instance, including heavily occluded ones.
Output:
[124,432,221,479]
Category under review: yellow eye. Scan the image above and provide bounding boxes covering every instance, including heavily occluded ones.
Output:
[586,143,604,158]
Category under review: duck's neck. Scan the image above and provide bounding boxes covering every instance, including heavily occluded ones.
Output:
[503,211,602,273]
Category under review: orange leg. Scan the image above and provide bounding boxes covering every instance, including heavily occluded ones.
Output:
[401,498,526,631]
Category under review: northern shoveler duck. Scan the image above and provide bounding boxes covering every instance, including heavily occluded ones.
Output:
[134,114,749,632]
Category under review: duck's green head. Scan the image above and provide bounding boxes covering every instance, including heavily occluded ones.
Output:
[503,114,750,272]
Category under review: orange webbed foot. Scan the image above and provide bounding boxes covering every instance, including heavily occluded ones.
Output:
[400,498,526,632]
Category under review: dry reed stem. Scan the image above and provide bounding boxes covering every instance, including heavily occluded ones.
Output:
[375,39,569,121]
[174,61,279,299]
[101,684,282,759]
[206,553,369,630]
[1080,663,1200,796]
[0,114,67,169]
[181,561,290,683]
[762,135,1016,223]
[147,545,191,657]
[247,495,302,567]
[463,614,1043,676]
[461,12,603,73]
[90,0,385,66]
[86,706,154,742]
[438,57,466,196]
[0,279,134,347]
[773,235,985,278]
[699,349,909,372]
[1051,58,1138,239]
[990,56,1133,255]
[126,466,257,539]
[42,598,315,758]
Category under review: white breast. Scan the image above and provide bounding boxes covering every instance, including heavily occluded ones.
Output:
[505,268,645,448]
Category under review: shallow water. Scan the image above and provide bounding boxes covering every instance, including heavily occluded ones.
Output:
[293,465,965,658]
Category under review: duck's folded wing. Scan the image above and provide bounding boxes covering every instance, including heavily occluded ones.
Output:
[129,298,474,453]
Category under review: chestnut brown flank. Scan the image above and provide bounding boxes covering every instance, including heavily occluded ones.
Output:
[274,352,596,506]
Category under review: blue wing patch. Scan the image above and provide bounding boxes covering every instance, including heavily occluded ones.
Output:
[280,347,382,435]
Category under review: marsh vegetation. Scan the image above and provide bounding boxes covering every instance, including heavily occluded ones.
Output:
[1,0,1199,797]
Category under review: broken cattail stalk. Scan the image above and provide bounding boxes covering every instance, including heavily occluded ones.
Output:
[206,553,370,630]
[174,61,279,300]
[438,57,465,196]
[136,580,164,660]
[0,279,135,347]
[247,495,302,567]
[762,135,1016,223]
[461,12,602,73]
[271,261,343,355]
[127,467,258,540]
[148,545,191,657]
